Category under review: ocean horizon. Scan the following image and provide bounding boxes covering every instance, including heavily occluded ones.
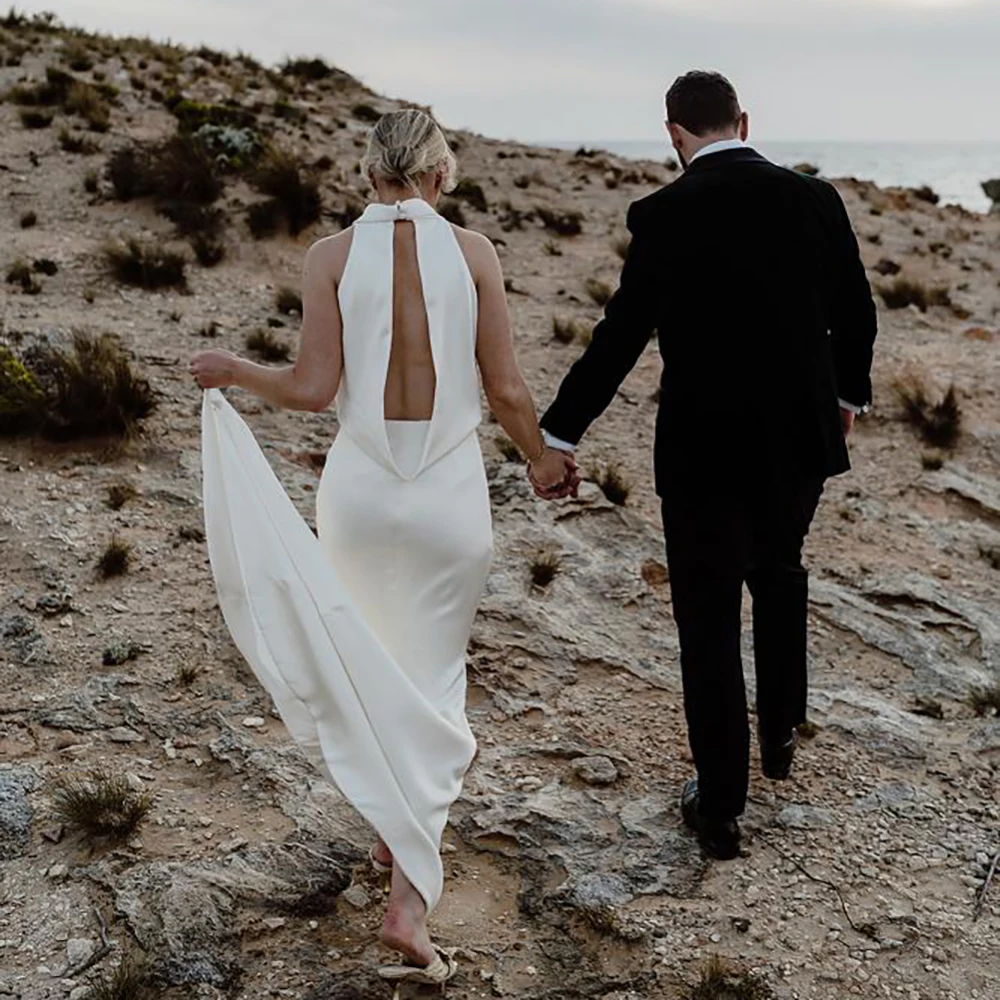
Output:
[540,139,1000,214]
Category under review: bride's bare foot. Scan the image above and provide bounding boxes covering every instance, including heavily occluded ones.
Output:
[371,837,392,868]
[381,866,435,967]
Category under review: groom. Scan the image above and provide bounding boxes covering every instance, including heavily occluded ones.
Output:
[530,71,877,858]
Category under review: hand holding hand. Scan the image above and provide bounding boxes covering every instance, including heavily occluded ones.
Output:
[528,448,581,500]
[190,350,239,390]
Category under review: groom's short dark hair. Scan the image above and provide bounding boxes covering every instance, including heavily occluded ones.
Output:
[666,71,741,136]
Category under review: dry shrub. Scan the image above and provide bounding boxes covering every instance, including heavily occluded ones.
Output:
[248,145,322,236]
[106,479,138,509]
[275,285,303,315]
[552,316,588,345]
[50,768,151,842]
[878,276,951,312]
[530,549,561,588]
[450,178,488,212]
[495,435,521,462]
[89,953,155,1000]
[585,277,613,306]
[0,332,155,439]
[894,376,961,449]
[105,237,187,290]
[97,534,132,577]
[591,463,630,505]
[967,684,1000,717]
[246,328,291,362]
[687,956,775,1000]
[537,206,583,236]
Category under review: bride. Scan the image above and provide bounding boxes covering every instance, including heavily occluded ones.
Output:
[189,109,578,984]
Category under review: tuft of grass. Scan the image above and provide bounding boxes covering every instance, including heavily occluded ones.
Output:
[894,378,961,450]
[921,451,944,471]
[198,321,220,338]
[106,479,138,509]
[104,237,188,290]
[19,210,37,228]
[687,956,775,1000]
[50,769,151,843]
[248,145,322,236]
[102,640,143,666]
[83,169,99,193]
[6,258,40,294]
[542,239,563,257]
[246,328,291,362]
[189,231,225,267]
[911,696,944,720]
[176,662,203,686]
[19,108,52,128]
[967,684,1000,717]
[450,178,488,212]
[98,535,132,578]
[281,56,335,80]
[591,463,630,505]
[878,276,951,312]
[552,316,588,345]
[529,550,561,588]
[585,277,613,306]
[537,206,583,236]
[275,285,303,315]
[980,545,1000,572]
[437,198,467,227]
[0,332,156,440]
[352,102,381,123]
[796,720,821,739]
[88,952,154,1000]
[911,184,939,205]
[178,524,206,543]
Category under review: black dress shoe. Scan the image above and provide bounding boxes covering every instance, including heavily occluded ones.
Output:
[680,779,741,860]
[760,730,796,781]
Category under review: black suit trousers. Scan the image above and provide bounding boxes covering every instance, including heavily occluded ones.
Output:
[661,471,825,820]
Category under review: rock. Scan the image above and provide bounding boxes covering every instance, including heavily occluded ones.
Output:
[47,863,69,879]
[572,755,619,786]
[0,766,39,860]
[106,726,145,743]
[776,804,835,829]
[340,884,370,909]
[242,716,266,728]
[66,938,94,965]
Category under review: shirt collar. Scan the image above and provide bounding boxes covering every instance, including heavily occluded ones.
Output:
[690,138,746,163]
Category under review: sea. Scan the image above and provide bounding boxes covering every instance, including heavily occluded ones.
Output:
[544,140,1000,215]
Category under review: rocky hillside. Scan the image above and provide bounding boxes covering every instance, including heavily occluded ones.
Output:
[1,10,998,1000]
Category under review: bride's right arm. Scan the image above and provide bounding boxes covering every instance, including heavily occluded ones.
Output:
[200,239,344,411]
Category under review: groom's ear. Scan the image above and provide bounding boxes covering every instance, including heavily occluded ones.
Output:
[738,111,749,141]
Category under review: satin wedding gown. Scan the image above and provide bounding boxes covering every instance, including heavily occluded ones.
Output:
[200,197,493,913]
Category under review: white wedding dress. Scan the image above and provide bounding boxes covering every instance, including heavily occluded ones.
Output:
[200,197,493,912]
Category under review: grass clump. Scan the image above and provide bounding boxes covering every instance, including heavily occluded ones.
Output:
[102,640,143,666]
[529,549,561,588]
[248,145,322,237]
[495,435,521,462]
[246,328,291,362]
[106,479,138,509]
[585,277,613,306]
[967,684,1000,717]
[591,463,630,505]
[894,377,961,450]
[537,206,584,236]
[352,102,381,123]
[878,276,951,312]
[19,107,52,128]
[98,534,132,577]
[88,953,154,1000]
[687,956,775,1000]
[552,316,588,345]
[107,135,222,206]
[104,237,187,290]
[19,210,36,228]
[450,178,488,212]
[0,332,155,440]
[6,257,41,294]
[275,285,302,315]
[176,662,203,686]
[59,126,100,154]
[50,768,151,843]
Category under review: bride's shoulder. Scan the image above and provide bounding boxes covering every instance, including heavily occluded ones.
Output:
[305,228,355,272]
[449,224,496,260]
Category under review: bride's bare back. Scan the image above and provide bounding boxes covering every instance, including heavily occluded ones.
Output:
[385,220,435,421]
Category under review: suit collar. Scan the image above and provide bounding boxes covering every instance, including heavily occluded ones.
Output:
[682,146,768,174]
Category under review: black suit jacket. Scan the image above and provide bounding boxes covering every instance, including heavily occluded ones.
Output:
[540,147,878,495]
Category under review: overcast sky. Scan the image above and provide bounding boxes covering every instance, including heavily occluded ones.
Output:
[17,0,1000,142]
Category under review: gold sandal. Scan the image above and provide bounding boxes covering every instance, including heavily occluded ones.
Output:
[368,844,393,875]
[378,944,458,991]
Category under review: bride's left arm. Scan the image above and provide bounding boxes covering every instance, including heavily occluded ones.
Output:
[190,240,343,411]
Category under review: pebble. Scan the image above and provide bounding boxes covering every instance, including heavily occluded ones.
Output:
[341,884,371,909]
[47,863,68,879]
[242,716,266,728]
[65,938,93,965]
[573,755,619,786]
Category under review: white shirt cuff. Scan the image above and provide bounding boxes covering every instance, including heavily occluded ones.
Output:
[542,430,576,452]
[838,398,865,414]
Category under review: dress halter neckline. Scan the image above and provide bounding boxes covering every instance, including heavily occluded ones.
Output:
[356,198,441,223]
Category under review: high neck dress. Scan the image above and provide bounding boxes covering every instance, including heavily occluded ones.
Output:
[200,197,493,912]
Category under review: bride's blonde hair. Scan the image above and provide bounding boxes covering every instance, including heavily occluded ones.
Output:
[360,108,458,194]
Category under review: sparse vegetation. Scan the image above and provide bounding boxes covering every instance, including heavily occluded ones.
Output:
[495,435,521,462]
[552,316,588,345]
[275,286,303,315]
[248,145,322,237]
[177,661,203,686]
[19,210,36,228]
[687,956,775,1000]
[59,126,100,153]
[88,952,154,1000]
[352,102,381,123]
[104,237,187,290]
[878,276,951,312]
[19,107,52,128]
[189,231,225,267]
[103,640,142,666]
[451,178,488,212]
[542,239,562,257]
[895,377,961,449]
[591,463,630,505]
[980,545,1000,571]
[585,277,613,306]
[437,198,467,227]
[530,549,561,588]
[107,135,222,205]
[6,257,40,294]
[106,479,138,509]
[911,184,939,205]
[537,206,584,236]
[246,328,291,362]
[921,451,944,471]
[98,534,132,577]
[50,768,151,842]
[0,331,156,440]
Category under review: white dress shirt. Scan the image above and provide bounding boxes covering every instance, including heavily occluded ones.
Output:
[541,137,863,454]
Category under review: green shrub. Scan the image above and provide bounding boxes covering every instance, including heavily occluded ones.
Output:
[248,145,321,236]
